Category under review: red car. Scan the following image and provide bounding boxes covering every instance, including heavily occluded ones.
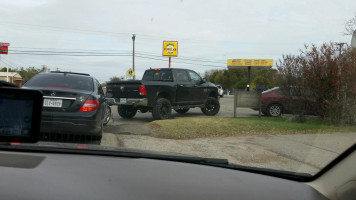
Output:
[256,87,324,117]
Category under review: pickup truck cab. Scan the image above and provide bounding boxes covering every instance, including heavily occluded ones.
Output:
[106,68,220,120]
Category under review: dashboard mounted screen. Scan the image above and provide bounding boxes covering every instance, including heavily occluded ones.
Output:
[0,87,43,143]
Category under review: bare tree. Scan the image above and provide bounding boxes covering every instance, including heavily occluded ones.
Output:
[277,43,356,125]
[345,13,356,35]
[109,76,121,81]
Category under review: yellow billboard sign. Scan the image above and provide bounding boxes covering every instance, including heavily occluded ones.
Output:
[227,59,273,68]
[162,41,178,57]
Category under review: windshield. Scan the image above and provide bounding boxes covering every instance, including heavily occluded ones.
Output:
[1,0,356,178]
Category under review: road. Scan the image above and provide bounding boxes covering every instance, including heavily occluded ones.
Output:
[101,95,356,175]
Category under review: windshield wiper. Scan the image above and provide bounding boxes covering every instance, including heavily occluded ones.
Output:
[0,143,312,181]
[0,143,228,165]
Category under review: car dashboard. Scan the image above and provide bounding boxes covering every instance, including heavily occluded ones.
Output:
[0,150,328,200]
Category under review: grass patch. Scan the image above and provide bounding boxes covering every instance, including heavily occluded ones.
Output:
[147,117,356,139]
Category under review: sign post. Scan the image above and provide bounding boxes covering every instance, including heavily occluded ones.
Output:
[0,43,10,82]
[162,41,178,68]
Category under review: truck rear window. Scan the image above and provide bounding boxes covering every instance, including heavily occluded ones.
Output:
[142,70,173,81]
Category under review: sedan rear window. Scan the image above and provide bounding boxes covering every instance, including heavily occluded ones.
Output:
[25,73,94,91]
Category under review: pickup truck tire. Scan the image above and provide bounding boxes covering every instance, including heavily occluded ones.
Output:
[118,106,137,119]
[152,98,172,120]
[174,108,190,114]
[201,97,220,116]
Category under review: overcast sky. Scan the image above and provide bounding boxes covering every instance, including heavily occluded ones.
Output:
[0,0,355,82]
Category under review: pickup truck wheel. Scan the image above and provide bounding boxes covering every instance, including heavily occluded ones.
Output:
[152,98,172,120]
[174,108,189,114]
[118,106,137,119]
[201,97,220,116]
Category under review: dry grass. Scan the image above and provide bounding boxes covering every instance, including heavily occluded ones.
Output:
[147,117,356,139]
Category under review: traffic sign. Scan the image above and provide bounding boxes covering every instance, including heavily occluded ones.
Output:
[0,42,10,54]
[126,68,135,77]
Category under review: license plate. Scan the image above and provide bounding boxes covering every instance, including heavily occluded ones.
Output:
[120,98,127,104]
[43,99,63,108]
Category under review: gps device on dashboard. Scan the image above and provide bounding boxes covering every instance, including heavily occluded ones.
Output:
[0,87,43,143]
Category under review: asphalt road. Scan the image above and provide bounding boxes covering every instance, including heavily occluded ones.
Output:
[101,95,356,175]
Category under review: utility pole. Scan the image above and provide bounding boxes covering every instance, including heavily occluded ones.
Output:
[334,42,347,121]
[132,34,136,80]
[246,66,251,91]
[334,42,346,56]
[352,30,356,49]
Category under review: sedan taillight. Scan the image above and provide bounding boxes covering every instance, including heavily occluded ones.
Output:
[79,100,99,112]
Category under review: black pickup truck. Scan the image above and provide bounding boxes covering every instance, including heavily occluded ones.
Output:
[106,68,220,120]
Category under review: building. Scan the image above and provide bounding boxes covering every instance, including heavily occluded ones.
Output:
[0,72,24,87]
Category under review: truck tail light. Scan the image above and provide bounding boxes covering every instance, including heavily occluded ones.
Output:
[139,85,147,96]
[79,99,99,112]
[261,95,264,99]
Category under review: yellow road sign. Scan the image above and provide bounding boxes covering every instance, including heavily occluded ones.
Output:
[227,59,273,69]
[126,68,135,77]
[162,41,178,57]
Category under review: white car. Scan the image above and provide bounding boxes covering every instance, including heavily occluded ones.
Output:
[216,84,224,97]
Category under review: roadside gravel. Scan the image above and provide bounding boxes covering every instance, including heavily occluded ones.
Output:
[101,133,356,175]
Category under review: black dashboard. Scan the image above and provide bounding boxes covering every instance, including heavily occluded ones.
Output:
[0,151,327,200]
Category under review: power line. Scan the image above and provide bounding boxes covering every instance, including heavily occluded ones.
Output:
[136,52,226,64]
[10,52,131,57]
[10,52,225,68]
[11,47,227,64]
[135,55,225,68]
[11,46,131,52]
[0,59,15,69]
